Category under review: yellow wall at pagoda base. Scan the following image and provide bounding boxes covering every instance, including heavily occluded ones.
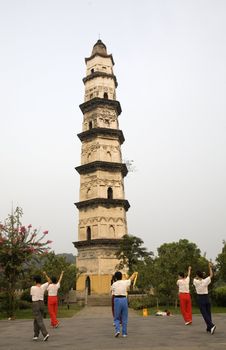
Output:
[76,274,112,294]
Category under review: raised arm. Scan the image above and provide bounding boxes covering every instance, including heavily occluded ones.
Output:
[208,262,213,279]
[43,271,51,284]
[129,272,138,282]
[187,266,191,278]
[58,271,64,284]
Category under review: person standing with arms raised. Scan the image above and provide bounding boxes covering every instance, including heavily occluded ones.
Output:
[177,266,192,325]
[44,270,64,328]
[193,261,216,334]
[111,271,137,338]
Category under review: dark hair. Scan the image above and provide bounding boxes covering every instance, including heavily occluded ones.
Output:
[178,272,185,278]
[33,275,42,284]
[114,271,122,281]
[51,276,57,284]
[196,271,204,278]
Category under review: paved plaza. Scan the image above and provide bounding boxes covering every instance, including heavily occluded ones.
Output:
[1,306,226,350]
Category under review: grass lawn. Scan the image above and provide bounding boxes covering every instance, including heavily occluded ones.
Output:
[0,303,83,320]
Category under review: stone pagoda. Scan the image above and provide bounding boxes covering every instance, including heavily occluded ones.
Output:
[74,40,130,295]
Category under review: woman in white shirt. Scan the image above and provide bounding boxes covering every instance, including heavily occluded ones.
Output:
[111,271,136,338]
[45,271,64,328]
[176,266,192,325]
[193,262,216,334]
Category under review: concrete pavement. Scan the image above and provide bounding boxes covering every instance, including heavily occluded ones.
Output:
[0,306,226,350]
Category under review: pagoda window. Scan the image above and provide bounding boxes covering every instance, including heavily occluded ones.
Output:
[107,151,111,161]
[89,121,93,129]
[107,187,113,199]
[103,92,108,99]
[86,226,91,240]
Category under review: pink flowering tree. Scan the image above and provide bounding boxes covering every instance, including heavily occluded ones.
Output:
[0,207,52,317]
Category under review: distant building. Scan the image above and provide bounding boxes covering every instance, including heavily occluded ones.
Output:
[73,40,130,295]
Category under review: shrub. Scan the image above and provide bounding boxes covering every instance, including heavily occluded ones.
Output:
[128,294,156,310]
[20,289,31,302]
[0,291,8,313]
[18,300,31,310]
[212,286,226,306]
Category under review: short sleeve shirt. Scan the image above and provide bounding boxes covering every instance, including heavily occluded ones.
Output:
[111,279,131,296]
[193,276,211,294]
[47,283,60,296]
[177,277,190,293]
[30,282,49,301]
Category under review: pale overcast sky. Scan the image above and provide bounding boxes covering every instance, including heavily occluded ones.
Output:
[0,0,226,260]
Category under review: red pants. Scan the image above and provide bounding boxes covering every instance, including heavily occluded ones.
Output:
[179,293,192,323]
[48,296,59,327]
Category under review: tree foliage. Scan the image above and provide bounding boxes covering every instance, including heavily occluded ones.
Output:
[41,252,79,301]
[115,234,153,274]
[0,207,52,317]
[149,239,208,305]
[215,240,226,283]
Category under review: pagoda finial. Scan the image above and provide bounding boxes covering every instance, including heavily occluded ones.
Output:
[91,39,107,56]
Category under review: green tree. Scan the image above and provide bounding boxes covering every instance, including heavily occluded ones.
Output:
[42,252,79,303]
[150,239,208,306]
[0,207,52,317]
[115,234,153,274]
[215,240,226,283]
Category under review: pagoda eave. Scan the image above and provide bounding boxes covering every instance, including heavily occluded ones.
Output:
[79,98,122,115]
[77,128,125,144]
[83,72,118,87]
[74,198,130,211]
[75,161,128,177]
[85,53,115,65]
[73,238,122,249]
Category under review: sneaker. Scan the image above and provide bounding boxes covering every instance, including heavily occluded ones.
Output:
[185,321,192,325]
[33,336,38,341]
[43,334,49,341]
[122,334,127,337]
[115,331,120,337]
[54,322,60,328]
[211,325,216,334]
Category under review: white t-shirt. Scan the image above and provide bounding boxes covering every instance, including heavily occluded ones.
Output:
[193,276,211,294]
[47,283,60,296]
[30,282,49,301]
[177,277,190,293]
[111,279,131,296]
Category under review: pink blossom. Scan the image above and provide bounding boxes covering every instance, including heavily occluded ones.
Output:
[46,240,53,244]
[20,226,26,234]
[43,230,48,235]
[28,224,32,228]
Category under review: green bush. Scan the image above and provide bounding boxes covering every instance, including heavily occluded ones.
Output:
[20,289,31,302]
[212,286,226,306]
[18,300,31,310]
[128,295,156,310]
[0,291,8,313]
